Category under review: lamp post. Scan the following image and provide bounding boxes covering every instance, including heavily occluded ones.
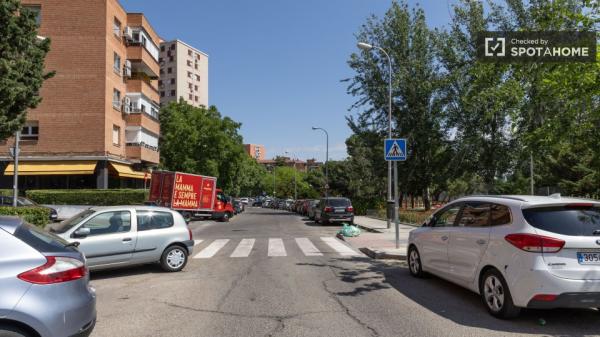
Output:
[357,42,398,244]
[285,151,298,200]
[311,127,329,198]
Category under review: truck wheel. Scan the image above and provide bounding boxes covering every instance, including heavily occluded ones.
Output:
[160,245,188,272]
[221,212,231,222]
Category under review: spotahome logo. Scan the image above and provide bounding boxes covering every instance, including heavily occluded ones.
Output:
[477,31,597,63]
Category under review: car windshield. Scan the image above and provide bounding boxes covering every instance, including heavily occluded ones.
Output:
[326,199,350,207]
[17,197,37,206]
[49,209,95,234]
[523,206,600,236]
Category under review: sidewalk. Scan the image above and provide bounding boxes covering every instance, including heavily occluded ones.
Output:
[342,216,416,260]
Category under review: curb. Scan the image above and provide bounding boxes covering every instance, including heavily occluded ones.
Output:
[354,223,384,233]
[358,247,407,261]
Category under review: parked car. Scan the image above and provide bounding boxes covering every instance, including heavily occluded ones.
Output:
[307,200,320,220]
[48,206,194,272]
[0,196,58,222]
[240,197,249,205]
[408,195,600,319]
[233,200,244,214]
[314,198,354,225]
[262,199,272,208]
[0,216,96,337]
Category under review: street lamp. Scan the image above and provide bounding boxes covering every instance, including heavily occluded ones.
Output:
[268,164,276,197]
[285,151,298,200]
[311,127,329,198]
[357,41,396,237]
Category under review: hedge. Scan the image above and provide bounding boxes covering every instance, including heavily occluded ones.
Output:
[0,189,12,196]
[0,207,50,227]
[26,189,148,206]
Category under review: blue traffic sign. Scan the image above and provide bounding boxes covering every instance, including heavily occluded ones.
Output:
[384,138,407,161]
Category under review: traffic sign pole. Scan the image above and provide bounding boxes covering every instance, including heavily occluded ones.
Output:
[384,138,407,249]
[394,161,399,249]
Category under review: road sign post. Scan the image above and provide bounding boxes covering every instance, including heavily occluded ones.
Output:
[385,139,407,249]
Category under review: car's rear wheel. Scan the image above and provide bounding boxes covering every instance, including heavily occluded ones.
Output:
[0,325,32,337]
[480,268,520,319]
[160,245,188,272]
[408,246,425,278]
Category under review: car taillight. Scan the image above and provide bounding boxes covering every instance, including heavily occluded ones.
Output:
[324,206,333,212]
[531,294,558,302]
[505,233,565,253]
[18,256,86,284]
[188,227,193,240]
[346,206,354,212]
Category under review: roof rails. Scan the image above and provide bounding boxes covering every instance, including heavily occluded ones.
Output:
[464,195,528,202]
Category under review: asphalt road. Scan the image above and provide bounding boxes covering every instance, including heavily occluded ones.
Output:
[89,207,600,337]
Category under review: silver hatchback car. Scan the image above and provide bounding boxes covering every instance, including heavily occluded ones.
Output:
[48,206,194,272]
[0,216,96,337]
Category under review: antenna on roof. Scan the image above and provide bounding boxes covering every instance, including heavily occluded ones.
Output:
[549,193,561,199]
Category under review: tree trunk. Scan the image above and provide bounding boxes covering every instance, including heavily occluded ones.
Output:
[399,193,404,210]
[423,188,431,211]
[410,194,415,209]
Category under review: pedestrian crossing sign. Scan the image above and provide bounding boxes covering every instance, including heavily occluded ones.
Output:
[384,138,407,161]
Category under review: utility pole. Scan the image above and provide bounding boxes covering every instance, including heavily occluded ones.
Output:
[312,127,329,198]
[530,152,534,195]
[12,131,20,207]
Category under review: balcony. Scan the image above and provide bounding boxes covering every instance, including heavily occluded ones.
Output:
[126,79,159,101]
[126,45,160,79]
[125,143,160,164]
[124,113,159,135]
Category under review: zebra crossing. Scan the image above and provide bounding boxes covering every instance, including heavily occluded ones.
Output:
[191,237,361,259]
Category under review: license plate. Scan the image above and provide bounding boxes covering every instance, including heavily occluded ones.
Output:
[577,252,600,265]
[335,209,345,213]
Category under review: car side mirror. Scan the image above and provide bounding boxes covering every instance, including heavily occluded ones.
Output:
[73,227,91,238]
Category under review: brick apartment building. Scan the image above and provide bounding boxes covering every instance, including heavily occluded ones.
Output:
[258,158,323,173]
[244,144,266,161]
[159,40,209,108]
[0,0,162,189]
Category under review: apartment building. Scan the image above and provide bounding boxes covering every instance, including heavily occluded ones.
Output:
[244,144,266,161]
[158,40,209,108]
[0,0,161,189]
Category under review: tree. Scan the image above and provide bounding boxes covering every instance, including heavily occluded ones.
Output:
[347,1,448,209]
[0,0,53,140]
[159,100,257,195]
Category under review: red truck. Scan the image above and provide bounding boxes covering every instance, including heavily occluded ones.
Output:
[147,170,235,222]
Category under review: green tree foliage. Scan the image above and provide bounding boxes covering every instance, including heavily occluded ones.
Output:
[344,0,600,208]
[0,0,53,140]
[159,100,266,196]
[262,166,318,199]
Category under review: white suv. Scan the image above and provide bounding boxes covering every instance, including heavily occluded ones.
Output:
[407,195,600,318]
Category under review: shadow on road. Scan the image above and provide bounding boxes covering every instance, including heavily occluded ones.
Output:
[90,264,162,280]
[298,258,600,336]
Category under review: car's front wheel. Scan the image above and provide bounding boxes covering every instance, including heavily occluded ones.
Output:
[480,268,520,319]
[160,245,188,272]
[408,246,425,278]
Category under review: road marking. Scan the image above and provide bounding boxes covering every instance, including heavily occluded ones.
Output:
[295,238,323,256]
[230,238,255,258]
[321,237,358,256]
[193,239,230,259]
[268,238,286,257]
[194,240,203,246]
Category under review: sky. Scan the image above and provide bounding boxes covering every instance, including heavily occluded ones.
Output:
[119,0,456,160]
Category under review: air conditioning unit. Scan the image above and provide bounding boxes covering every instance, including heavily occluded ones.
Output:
[123,26,134,41]
[122,97,132,114]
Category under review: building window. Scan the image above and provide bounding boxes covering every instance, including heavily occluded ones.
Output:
[113,89,121,109]
[21,121,39,140]
[188,82,193,89]
[113,52,121,75]
[195,75,200,81]
[170,78,175,84]
[196,54,201,60]
[170,90,175,96]
[188,49,192,56]
[112,125,120,145]
[187,71,192,78]
[195,96,198,102]
[194,63,198,70]
[160,91,165,97]
[160,69,164,75]
[194,85,198,91]
[158,57,163,63]
[170,44,176,50]
[169,56,174,62]
[158,80,163,86]
[113,18,121,37]
[187,60,192,67]
[22,5,41,26]
[160,45,165,52]
[188,94,193,100]
[167,67,172,74]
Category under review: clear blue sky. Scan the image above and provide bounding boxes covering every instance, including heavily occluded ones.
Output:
[120,0,455,160]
